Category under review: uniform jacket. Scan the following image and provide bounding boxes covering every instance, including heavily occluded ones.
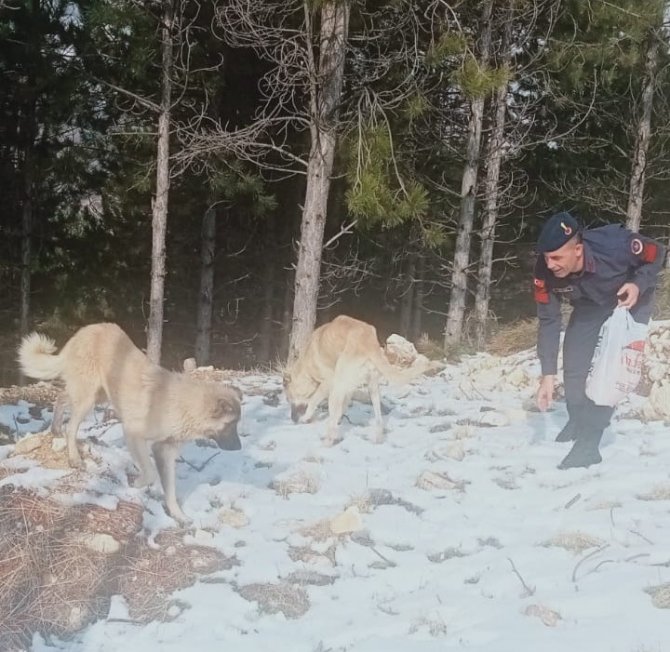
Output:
[534,224,665,375]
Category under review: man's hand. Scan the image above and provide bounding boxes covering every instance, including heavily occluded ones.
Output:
[537,375,555,412]
[617,282,640,308]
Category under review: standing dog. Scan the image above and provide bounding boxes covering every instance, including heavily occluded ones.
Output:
[18,323,242,524]
[283,315,439,446]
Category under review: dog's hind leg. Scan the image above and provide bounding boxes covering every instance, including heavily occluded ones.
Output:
[125,434,157,488]
[51,392,68,437]
[63,386,97,469]
[368,373,385,444]
[152,440,190,525]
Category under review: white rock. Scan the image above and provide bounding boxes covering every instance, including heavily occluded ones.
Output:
[51,437,66,453]
[75,532,120,554]
[385,334,419,367]
[219,507,249,529]
[329,505,363,535]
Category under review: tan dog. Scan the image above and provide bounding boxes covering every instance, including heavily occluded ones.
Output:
[283,315,438,446]
[18,323,242,524]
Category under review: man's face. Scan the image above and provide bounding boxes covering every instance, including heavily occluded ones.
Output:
[543,238,583,278]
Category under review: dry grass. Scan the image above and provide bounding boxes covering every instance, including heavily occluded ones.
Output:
[415,333,445,361]
[644,582,670,609]
[0,381,62,408]
[636,485,670,501]
[486,318,538,357]
[236,582,310,619]
[271,470,320,498]
[0,486,236,647]
[542,531,606,554]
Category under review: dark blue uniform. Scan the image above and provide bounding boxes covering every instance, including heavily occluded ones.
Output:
[534,223,665,452]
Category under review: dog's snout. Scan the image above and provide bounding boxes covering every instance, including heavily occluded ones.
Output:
[291,403,306,423]
[213,421,242,451]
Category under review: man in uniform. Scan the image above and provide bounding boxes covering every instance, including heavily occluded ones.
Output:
[534,211,665,469]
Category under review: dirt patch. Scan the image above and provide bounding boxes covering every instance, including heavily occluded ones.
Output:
[0,487,237,649]
[236,582,310,619]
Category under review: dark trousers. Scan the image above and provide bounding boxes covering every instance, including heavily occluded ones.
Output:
[563,295,654,442]
[563,305,615,440]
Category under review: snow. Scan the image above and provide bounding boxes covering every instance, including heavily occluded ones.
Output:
[2,350,670,652]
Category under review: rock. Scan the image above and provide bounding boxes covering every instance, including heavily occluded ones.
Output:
[14,433,43,455]
[74,532,120,554]
[385,334,419,367]
[51,437,67,453]
[416,470,466,492]
[329,505,363,535]
[506,367,529,387]
[478,411,510,427]
[524,604,561,627]
[219,507,249,529]
[183,358,197,372]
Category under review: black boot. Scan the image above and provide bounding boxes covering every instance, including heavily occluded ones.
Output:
[558,437,602,470]
[555,420,578,442]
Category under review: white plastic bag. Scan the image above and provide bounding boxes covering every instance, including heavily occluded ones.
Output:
[585,306,648,407]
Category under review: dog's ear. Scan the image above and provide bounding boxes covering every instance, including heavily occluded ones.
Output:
[224,383,243,401]
[213,396,240,419]
[282,372,291,388]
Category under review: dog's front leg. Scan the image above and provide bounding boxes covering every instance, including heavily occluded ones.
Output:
[302,381,330,423]
[152,440,191,525]
[323,384,348,447]
[126,435,157,488]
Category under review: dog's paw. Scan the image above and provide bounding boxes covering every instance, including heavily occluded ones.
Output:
[321,434,343,448]
[68,454,85,470]
[132,473,157,489]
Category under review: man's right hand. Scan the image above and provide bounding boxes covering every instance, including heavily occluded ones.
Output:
[537,375,555,412]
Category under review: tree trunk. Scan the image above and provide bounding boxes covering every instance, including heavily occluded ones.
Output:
[473,82,507,349]
[146,0,174,364]
[258,213,278,364]
[444,0,493,348]
[195,206,216,365]
[626,31,659,232]
[287,0,350,364]
[399,253,416,337]
[20,113,35,339]
[411,253,425,341]
[474,9,513,349]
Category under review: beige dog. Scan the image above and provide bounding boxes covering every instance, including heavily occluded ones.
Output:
[283,315,438,446]
[18,323,242,524]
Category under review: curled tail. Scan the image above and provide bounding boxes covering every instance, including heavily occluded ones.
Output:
[371,349,442,386]
[18,332,64,380]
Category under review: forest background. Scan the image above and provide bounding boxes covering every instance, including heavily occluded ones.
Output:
[1,0,669,384]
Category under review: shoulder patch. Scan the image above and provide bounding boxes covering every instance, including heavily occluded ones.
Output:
[631,238,659,263]
[533,277,550,304]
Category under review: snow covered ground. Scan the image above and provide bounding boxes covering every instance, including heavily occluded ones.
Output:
[1,349,669,652]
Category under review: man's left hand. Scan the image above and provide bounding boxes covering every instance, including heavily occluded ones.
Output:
[617,282,640,308]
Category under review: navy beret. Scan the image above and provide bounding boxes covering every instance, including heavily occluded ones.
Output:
[537,212,581,253]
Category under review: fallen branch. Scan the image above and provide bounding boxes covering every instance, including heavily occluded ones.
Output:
[507,557,535,597]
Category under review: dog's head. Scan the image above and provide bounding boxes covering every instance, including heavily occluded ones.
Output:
[200,384,242,450]
[282,368,317,423]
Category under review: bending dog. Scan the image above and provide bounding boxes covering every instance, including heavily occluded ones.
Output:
[283,315,439,446]
[18,323,241,524]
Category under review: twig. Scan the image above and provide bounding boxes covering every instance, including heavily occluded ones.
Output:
[178,452,220,472]
[507,557,535,597]
[564,493,581,509]
[628,529,653,545]
[572,544,610,583]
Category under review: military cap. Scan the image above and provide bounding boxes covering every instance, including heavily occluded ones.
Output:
[537,211,581,253]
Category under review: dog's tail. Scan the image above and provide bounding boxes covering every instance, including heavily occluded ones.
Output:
[370,348,443,386]
[18,332,64,380]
